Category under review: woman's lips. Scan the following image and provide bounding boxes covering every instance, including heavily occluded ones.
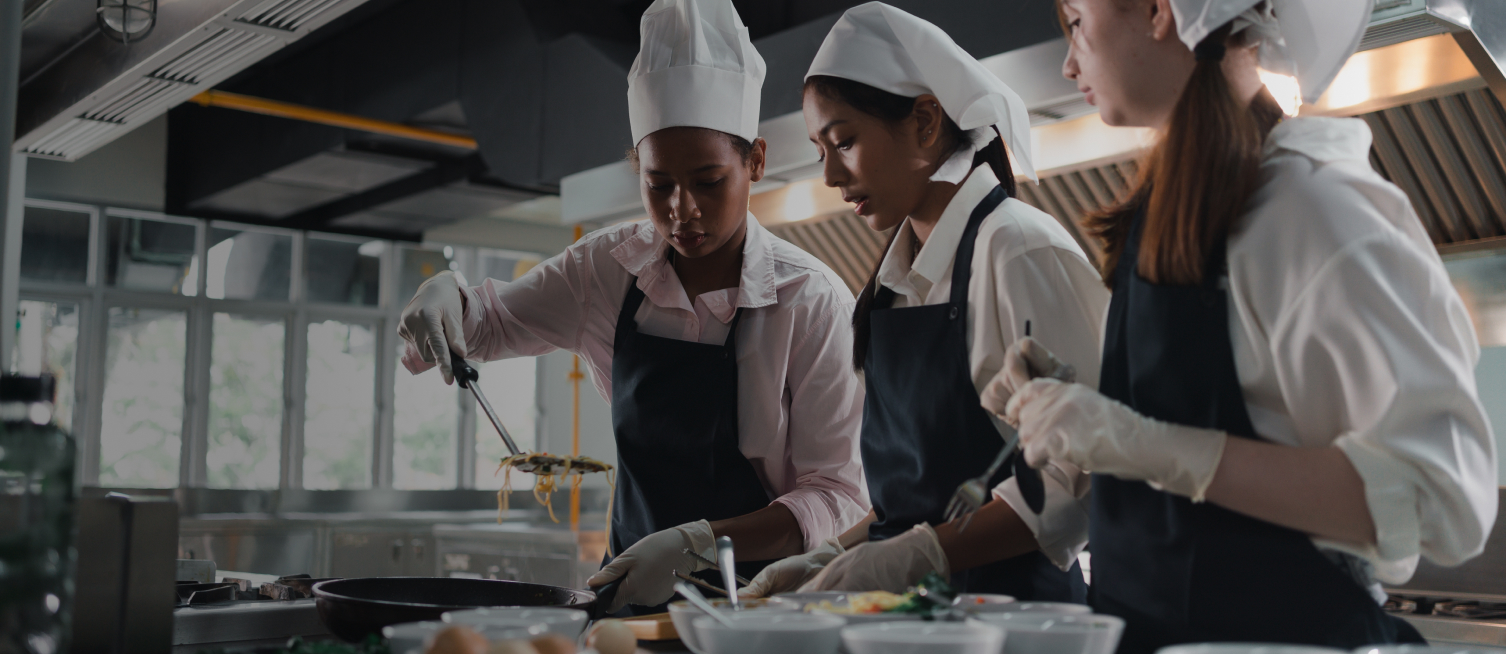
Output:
[673,232,706,248]
[1083,89,1096,106]
[849,196,871,215]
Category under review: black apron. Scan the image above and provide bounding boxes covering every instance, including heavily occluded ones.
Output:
[604,278,774,614]
[1091,211,1426,654]
[862,185,1087,602]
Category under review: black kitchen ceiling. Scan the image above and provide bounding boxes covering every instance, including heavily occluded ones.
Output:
[147,0,1061,240]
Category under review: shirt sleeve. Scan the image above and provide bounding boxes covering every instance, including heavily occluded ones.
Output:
[1272,230,1496,583]
[401,244,591,374]
[979,245,1106,569]
[769,289,872,551]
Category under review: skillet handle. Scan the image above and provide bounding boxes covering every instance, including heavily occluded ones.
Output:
[589,577,625,621]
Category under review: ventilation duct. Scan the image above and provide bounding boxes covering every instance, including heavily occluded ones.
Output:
[15,0,373,161]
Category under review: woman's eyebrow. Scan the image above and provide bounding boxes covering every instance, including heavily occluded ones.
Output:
[645,163,727,176]
[818,119,849,140]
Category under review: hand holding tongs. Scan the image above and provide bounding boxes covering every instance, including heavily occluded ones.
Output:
[451,350,591,474]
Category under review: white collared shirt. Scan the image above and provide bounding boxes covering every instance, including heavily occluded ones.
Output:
[401,214,871,550]
[875,165,1111,569]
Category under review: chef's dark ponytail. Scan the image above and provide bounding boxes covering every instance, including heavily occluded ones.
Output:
[1069,14,1284,287]
[804,75,1017,371]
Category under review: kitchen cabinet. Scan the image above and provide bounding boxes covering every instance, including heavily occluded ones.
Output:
[328,526,435,577]
[434,523,605,588]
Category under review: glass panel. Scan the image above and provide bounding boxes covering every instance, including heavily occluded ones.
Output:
[13,300,80,433]
[207,314,285,489]
[393,343,458,490]
[398,246,465,304]
[306,237,383,306]
[20,206,90,284]
[105,216,198,295]
[303,320,376,489]
[476,249,543,284]
[205,227,293,301]
[1448,251,1506,347]
[99,308,186,488]
[474,357,537,490]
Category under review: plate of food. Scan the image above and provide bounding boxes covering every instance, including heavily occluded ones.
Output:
[775,574,959,624]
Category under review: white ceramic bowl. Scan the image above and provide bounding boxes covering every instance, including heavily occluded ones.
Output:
[442,607,589,639]
[381,620,545,654]
[1159,644,1347,654]
[1008,601,1093,615]
[668,598,799,654]
[771,591,852,608]
[953,593,1018,614]
[842,621,1007,654]
[772,591,926,624]
[692,612,846,654]
[1355,647,1506,654]
[970,612,1125,654]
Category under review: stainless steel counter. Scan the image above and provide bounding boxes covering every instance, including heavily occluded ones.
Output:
[1400,614,1506,647]
[172,598,330,653]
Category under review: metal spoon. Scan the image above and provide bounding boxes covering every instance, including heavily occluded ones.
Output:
[716,536,740,611]
[674,580,736,628]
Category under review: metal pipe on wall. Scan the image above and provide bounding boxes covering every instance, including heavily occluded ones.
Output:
[0,0,23,371]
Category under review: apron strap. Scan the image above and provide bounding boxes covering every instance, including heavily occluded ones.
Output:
[948,185,1009,308]
[617,277,648,335]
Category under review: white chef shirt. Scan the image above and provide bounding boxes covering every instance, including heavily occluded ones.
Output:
[874,164,1111,569]
[401,214,871,551]
[1033,116,1498,585]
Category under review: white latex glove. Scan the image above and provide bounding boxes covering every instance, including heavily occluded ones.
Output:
[980,337,1076,423]
[396,271,467,385]
[738,538,845,599]
[1006,378,1229,502]
[586,520,716,612]
[798,524,948,594]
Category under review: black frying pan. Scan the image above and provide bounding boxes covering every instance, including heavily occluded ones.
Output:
[313,577,623,642]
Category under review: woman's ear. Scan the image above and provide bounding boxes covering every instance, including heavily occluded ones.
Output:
[913,94,945,149]
[747,137,768,183]
[1150,0,1176,41]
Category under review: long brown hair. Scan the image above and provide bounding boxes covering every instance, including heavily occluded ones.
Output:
[804,75,1017,371]
[1068,12,1285,287]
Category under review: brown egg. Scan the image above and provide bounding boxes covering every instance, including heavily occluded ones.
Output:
[426,626,490,654]
[587,620,636,654]
[485,640,539,654]
[530,633,577,654]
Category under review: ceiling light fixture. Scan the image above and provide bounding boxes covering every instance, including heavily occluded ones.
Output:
[96,0,156,44]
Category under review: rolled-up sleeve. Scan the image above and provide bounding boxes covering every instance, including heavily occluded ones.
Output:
[770,295,871,551]
[402,245,591,374]
[1274,231,1496,583]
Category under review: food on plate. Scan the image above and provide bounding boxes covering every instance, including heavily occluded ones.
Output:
[425,625,490,654]
[585,620,637,654]
[807,572,958,618]
[527,634,576,654]
[497,453,617,553]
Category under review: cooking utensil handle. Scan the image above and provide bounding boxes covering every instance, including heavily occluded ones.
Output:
[589,577,625,621]
[715,537,740,610]
[452,350,524,458]
[674,570,728,597]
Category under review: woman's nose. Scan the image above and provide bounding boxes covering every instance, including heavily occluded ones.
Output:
[1062,45,1079,81]
[671,188,700,222]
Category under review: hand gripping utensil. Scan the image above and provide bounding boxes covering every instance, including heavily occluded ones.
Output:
[683,548,751,587]
[673,570,729,597]
[716,537,741,611]
[675,580,737,628]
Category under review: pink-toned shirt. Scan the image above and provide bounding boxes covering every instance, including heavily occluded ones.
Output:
[402,214,870,550]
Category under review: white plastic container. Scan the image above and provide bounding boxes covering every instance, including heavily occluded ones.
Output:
[691,611,846,654]
[969,612,1124,654]
[668,598,799,654]
[1159,643,1347,654]
[381,619,545,654]
[952,593,1018,614]
[441,607,589,639]
[1008,601,1093,615]
[842,621,1007,654]
[1354,646,1506,654]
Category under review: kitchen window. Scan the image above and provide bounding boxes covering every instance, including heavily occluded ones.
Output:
[16,198,547,492]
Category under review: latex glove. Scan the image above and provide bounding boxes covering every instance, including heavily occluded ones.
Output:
[586,520,716,612]
[980,337,1076,423]
[397,271,467,385]
[738,538,845,599]
[799,524,948,594]
[1006,378,1228,501]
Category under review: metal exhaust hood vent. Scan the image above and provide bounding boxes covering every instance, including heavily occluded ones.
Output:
[16,0,373,162]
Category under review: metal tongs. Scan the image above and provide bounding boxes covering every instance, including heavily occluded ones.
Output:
[450,350,594,474]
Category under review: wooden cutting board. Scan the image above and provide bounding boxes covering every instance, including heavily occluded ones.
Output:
[619,612,678,641]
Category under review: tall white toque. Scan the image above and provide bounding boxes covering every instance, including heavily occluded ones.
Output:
[805,1,1036,182]
[1169,0,1374,103]
[627,0,766,146]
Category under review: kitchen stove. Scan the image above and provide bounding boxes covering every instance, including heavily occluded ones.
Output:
[1385,592,1506,647]
[173,572,333,653]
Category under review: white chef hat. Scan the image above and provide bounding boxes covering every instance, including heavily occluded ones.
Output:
[627,0,766,146]
[1170,0,1373,104]
[805,2,1036,182]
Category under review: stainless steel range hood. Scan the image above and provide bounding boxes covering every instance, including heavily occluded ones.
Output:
[14,0,375,162]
